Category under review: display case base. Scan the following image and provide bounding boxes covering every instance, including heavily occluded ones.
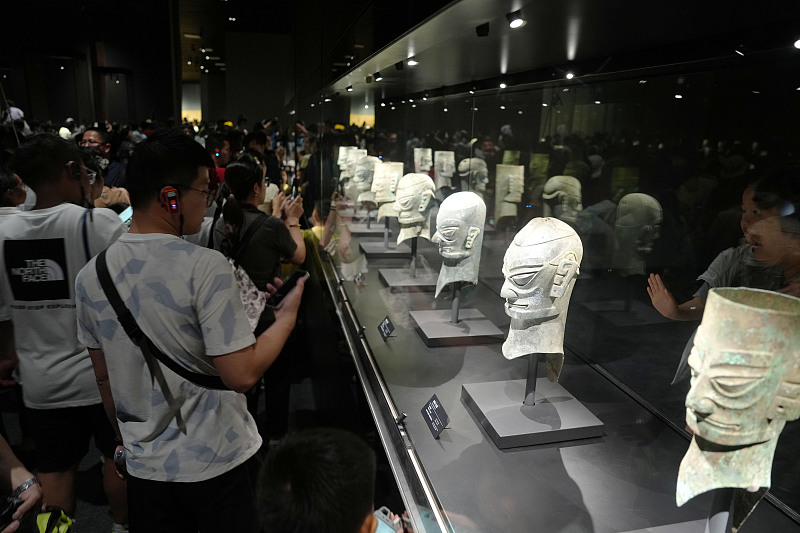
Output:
[359,241,410,258]
[409,309,503,346]
[347,221,385,236]
[379,268,438,291]
[462,379,604,449]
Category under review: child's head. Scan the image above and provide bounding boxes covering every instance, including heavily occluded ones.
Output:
[257,428,378,533]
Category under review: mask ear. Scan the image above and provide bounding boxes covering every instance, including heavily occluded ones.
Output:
[550,257,579,298]
[418,191,433,212]
[465,226,481,249]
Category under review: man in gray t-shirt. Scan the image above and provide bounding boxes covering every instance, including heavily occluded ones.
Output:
[75,131,304,533]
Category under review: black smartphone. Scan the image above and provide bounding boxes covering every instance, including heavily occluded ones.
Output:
[0,496,23,530]
[266,269,309,308]
[291,181,299,200]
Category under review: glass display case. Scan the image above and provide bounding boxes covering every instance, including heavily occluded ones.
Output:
[296,1,800,531]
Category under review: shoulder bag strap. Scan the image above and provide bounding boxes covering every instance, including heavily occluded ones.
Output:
[94,249,229,390]
[230,212,268,262]
[81,208,92,262]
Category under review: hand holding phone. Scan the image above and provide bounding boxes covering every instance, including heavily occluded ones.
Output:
[266,270,309,308]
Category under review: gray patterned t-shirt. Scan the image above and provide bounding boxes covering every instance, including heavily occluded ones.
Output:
[75,233,261,482]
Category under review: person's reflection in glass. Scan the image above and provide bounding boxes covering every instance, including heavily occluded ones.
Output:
[648,183,783,321]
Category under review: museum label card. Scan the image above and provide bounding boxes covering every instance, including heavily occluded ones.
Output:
[378,316,395,341]
[421,394,449,439]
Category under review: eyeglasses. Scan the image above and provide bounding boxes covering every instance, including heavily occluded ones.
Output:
[186,186,216,207]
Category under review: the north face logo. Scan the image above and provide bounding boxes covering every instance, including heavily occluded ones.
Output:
[4,239,70,301]
[10,259,65,282]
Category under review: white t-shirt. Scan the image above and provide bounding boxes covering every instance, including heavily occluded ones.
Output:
[0,204,125,408]
[75,233,261,482]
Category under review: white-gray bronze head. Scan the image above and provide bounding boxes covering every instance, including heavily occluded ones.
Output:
[393,173,436,244]
[432,192,486,297]
[677,288,800,528]
[542,175,582,224]
[457,158,489,196]
[434,151,456,189]
[501,218,583,364]
[613,193,662,276]
[414,147,433,173]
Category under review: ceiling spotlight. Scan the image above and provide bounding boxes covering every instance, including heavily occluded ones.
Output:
[411,104,417,108]
[407,55,418,66]
[500,105,506,110]
[346,85,353,92]
[423,92,429,100]
[752,90,761,94]
[638,79,647,84]
[594,100,601,104]
[409,98,414,102]
[542,103,548,107]
[735,48,745,57]
[205,55,210,60]
[381,102,386,107]
[324,97,332,102]
[228,17,236,21]
[565,72,574,80]
[60,65,65,70]
[674,94,683,99]
[391,106,396,110]
[794,38,800,49]
[364,105,369,109]
[476,22,490,37]
[310,103,315,107]
[187,60,192,65]
[443,107,448,112]
[518,110,523,115]
[374,71,383,81]
[505,10,525,29]
[499,82,507,89]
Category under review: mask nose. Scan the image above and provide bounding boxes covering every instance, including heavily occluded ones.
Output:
[500,280,518,300]
[686,383,715,417]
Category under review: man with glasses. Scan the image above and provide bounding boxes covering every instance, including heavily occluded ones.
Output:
[81,127,127,188]
[0,134,128,528]
[74,130,303,532]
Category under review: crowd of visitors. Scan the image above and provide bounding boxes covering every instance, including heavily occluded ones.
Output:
[1,99,800,533]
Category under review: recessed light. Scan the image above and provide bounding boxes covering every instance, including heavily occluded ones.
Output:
[594,100,601,104]
[380,102,386,107]
[499,82,507,89]
[794,38,800,49]
[346,85,353,92]
[364,105,369,109]
[566,72,574,79]
[500,105,505,110]
[542,103,548,107]
[374,71,383,81]
[674,94,683,99]
[407,55,418,66]
[443,107,448,112]
[506,10,525,29]
[518,110,523,115]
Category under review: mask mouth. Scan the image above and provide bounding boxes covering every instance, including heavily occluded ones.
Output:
[690,411,740,431]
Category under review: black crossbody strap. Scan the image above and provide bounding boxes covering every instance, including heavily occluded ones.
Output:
[94,250,229,390]
[230,213,267,262]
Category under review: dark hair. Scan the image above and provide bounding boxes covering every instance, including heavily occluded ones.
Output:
[11,133,82,190]
[0,169,19,203]
[126,129,213,209]
[257,428,376,533]
[220,151,265,247]
[205,133,227,157]
[82,127,110,145]
[244,130,267,150]
[753,165,800,216]
[227,129,244,155]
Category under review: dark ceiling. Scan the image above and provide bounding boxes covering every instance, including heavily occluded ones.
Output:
[322,0,800,107]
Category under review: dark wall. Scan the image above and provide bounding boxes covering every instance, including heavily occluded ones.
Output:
[0,0,177,125]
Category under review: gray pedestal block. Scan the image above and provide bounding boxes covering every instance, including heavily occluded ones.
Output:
[360,241,411,258]
[378,268,438,291]
[410,309,503,346]
[462,379,604,449]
